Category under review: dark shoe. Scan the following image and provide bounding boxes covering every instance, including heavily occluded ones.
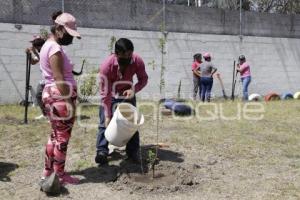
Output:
[95,152,108,165]
[126,151,141,164]
[39,173,61,195]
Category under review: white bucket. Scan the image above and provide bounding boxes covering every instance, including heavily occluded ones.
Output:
[294,92,300,99]
[248,93,262,101]
[104,103,144,147]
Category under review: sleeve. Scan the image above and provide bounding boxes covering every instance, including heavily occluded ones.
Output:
[134,56,148,93]
[192,62,197,71]
[99,63,113,118]
[48,42,61,58]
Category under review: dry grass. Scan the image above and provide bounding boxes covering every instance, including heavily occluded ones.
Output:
[0,100,300,199]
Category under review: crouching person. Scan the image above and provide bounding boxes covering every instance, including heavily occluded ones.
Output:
[95,38,148,165]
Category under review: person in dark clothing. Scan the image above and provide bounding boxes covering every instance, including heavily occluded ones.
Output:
[95,38,148,165]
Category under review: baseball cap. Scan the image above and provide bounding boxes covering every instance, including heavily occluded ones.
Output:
[239,55,246,60]
[203,52,211,58]
[55,13,81,39]
[29,35,46,48]
[29,35,41,42]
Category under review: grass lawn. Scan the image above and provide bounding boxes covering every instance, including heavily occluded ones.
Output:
[0,100,300,199]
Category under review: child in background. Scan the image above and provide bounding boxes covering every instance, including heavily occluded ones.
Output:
[236,55,251,101]
[26,35,47,119]
[191,53,202,100]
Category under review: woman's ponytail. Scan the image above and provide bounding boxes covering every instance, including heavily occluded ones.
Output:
[51,10,63,22]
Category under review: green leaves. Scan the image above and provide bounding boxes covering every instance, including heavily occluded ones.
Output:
[108,36,117,54]
[158,34,167,95]
[39,28,49,39]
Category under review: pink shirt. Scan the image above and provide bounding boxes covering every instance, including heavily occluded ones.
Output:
[239,62,251,78]
[99,53,148,117]
[191,61,201,71]
[39,39,76,87]
[192,61,201,78]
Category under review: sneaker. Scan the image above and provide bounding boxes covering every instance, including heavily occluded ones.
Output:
[39,173,61,195]
[35,114,46,120]
[59,173,80,185]
[95,151,108,165]
[42,169,53,178]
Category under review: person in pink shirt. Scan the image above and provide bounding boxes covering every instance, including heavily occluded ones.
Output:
[236,55,251,101]
[191,53,202,100]
[95,38,148,165]
[39,11,81,185]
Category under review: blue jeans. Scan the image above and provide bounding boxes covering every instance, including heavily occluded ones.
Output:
[200,77,213,102]
[96,96,140,156]
[241,76,251,101]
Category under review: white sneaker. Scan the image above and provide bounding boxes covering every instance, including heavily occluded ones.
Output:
[35,114,46,120]
[108,144,126,155]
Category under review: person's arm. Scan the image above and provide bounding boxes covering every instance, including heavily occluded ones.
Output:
[192,63,201,77]
[25,47,39,65]
[123,56,148,99]
[49,52,75,117]
[213,72,220,79]
[99,63,113,126]
[49,52,72,99]
[236,63,241,72]
[211,66,217,77]
[130,56,148,95]
[193,69,201,77]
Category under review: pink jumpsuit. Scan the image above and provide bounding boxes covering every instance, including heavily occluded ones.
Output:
[39,39,78,183]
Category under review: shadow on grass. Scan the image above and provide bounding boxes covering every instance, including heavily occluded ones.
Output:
[70,164,120,184]
[42,186,70,197]
[0,162,19,182]
[70,146,184,184]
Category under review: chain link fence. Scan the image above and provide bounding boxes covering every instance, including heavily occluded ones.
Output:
[1,0,298,38]
[0,0,62,25]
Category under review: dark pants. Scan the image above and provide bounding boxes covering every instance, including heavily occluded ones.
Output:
[36,82,46,116]
[96,97,140,156]
[200,77,213,102]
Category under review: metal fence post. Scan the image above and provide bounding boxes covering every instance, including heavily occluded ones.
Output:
[62,0,65,12]
[239,0,243,40]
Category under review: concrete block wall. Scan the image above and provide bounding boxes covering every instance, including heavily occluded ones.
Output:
[1,23,300,103]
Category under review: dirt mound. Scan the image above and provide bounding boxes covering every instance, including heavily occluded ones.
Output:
[103,147,200,194]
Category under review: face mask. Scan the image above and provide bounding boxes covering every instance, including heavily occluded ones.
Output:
[57,32,73,46]
[118,57,131,66]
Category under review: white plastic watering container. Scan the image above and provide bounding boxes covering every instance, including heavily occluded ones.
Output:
[104,103,144,147]
[294,92,300,99]
[248,93,262,101]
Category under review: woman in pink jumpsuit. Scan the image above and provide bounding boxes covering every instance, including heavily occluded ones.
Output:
[39,11,81,185]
